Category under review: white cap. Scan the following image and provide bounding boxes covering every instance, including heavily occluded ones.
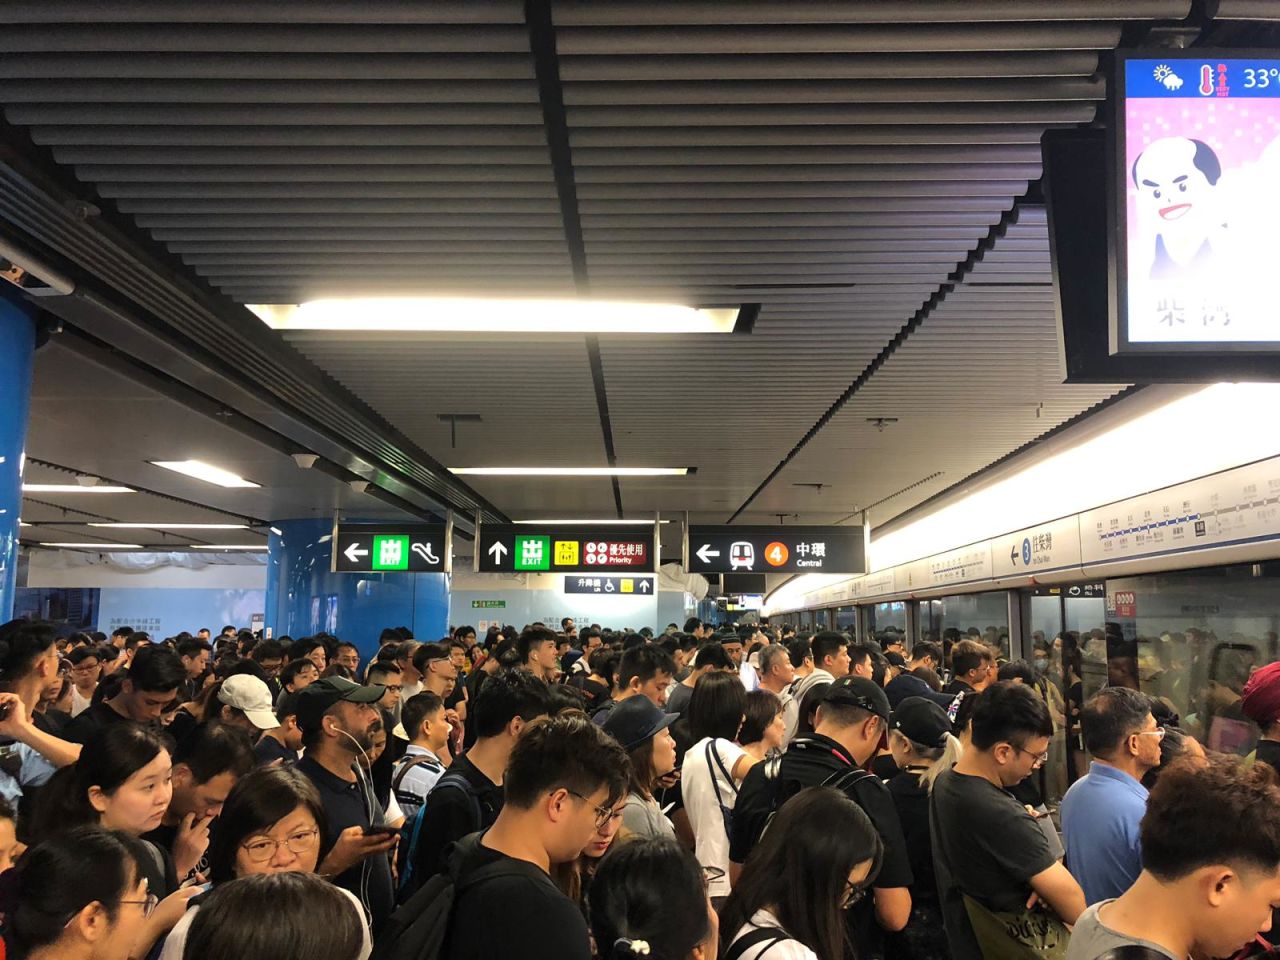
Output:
[218,675,280,730]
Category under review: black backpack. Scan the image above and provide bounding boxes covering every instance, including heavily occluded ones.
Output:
[372,836,546,960]
[395,770,483,901]
[753,740,874,845]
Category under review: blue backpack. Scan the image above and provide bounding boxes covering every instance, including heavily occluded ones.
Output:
[396,770,483,900]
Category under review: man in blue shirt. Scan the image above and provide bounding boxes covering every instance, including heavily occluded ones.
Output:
[1060,687,1164,904]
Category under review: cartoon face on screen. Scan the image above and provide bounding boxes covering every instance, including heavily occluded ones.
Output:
[1131,136,1223,278]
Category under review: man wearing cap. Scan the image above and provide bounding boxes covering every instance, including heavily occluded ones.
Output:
[1243,660,1280,774]
[215,674,283,737]
[295,676,400,936]
[730,676,914,960]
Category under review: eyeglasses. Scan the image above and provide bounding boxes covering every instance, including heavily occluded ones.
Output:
[382,684,403,694]
[119,892,160,918]
[1134,727,1167,741]
[841,880,870,909]
[427,660,458,681]
[566,789,616,830]
[240,828,320,862]
[702,865,726,890]
[1012,744,1049,767]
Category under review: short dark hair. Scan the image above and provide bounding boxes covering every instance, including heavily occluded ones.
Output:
[911,641,943,665]
[1081,687,1154,757]
[847,643,874,673]
[1143,755,1280,881]
[455,625,476,641]
[366,661,401,684]
[275,690,302,722]
[126,644,186,694]
[470,668,552,739]
[689,671,747,742]
[503,713,628,810]
[111,626,134,640]
[951,639,993,678]
[252,639,284,662]
[683,617,702,633]
[693,642,732,671]
[810,632,847,669]
[911,665,943,691]
[412,642,450,675]
[516,626,557,664]
[618,645,675,689]
[185,872,363,960]
[206,765,327,885]
[786,637,812,669]
[0,619,55,682]
[176,636,213,660]
[968,682,1053,752]
[739,689,782,745]
[281,659,317,687]
[67,645,101,667]
[173,721,255,785]
[334,641,359,657]
[400,691,445,741]
[997,659,1037,685]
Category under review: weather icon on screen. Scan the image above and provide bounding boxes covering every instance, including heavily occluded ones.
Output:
[1153,64,1183,91]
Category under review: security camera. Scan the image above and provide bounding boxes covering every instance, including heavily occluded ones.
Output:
[349,480,369,494]
[291,453,319,470]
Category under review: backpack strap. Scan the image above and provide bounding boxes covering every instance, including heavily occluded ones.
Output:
[1092,948,1178,960]
[723,927,788,960]
[393,753,442,796]
[706,739,739,795]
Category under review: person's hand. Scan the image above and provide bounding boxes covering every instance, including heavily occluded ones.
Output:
[135,885,202,955]
[444,708,461,731]
[655,769,681,790]
[318,826,398,877]
[1026,891,1041,910]
[172,812,214,877]
[0,694,32,738]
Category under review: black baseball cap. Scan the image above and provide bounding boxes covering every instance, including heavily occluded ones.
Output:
[295,676,385,732]
[601,695,678,751]
[893,696,952,748]
[821,676,891,723]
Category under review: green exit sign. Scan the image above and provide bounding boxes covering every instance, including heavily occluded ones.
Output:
[371,535,410,571]
[471,600,506,609]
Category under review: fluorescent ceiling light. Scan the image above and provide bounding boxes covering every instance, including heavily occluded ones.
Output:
[23,484,135,494]
[451,467,689,477]
[39,542,143,549]
[150,460,260,489]
[512,519,671,525]
[189,544,269,551]
[249,298,740,335]
[88,523,249,530]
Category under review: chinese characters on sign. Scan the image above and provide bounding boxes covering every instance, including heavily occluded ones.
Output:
[478,525,657,574]
[685,526,865,576]
[564,576,654,595]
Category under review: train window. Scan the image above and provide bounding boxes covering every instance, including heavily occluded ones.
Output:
[935,592,1011,660]
[835,604,857,636]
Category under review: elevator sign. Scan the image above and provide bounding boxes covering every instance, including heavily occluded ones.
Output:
[332,523,449,573]
[477,524,656,573]
[685,525,865,576]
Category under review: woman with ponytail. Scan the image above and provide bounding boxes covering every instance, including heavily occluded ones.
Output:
[884,696,962,960]
[589,836,718,960]
[3,826,158,960]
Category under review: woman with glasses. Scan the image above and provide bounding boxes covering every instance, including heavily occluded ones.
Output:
[720,787,883,960]
[3,826,160,960]
[590,836,719,960]
[157,764,371,960]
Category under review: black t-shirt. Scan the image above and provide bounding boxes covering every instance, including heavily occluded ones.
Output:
[62,700,135,744]
[136,837,179,899]
[886,769,937,897]
[1256,739,1280,774]
[942,678,975,697]
[930,767,1054,912]
[370,707,405,809]
[295,755,395,937]
[871,752,899,781]
[444,838,590,960]
[731,733,913,960]
[885,673,955,709]
[566,674,610,714]
[254,735,296,767]
[408,752,504,886]
[33,708,69,737]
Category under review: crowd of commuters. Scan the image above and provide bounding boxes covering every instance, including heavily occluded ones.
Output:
[0,613,1277,960]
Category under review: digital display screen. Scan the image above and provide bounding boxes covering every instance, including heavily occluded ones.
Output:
[1117,54,1280,351]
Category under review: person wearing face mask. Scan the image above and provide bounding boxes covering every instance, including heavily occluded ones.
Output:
[157,764,371,960]
[601,694,680,840]
[3,827,160,960]
[293,676,399,937]
[590,837,720,960]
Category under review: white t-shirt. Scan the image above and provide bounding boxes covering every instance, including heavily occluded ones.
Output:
[682,736,746,898]
[159,883,371,960]
[70,685,93,718]
[728,910,818,960]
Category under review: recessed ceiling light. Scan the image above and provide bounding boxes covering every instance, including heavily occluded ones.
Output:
[38,542,144,549]
[22,483,135,494]
[189,544,269,551]
[250,298,741,335]
[88,523,249,530]
[450,467,690,477]
[150,460,260,489]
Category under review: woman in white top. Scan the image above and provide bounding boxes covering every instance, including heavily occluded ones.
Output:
[721,786,883,960]
[589,836,719,960]
[158,765,371,960]
[680,671,758,905]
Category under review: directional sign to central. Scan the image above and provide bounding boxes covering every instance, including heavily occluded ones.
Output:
[333,523,448,573]
[477,524,656,574]
[686,525,865,576]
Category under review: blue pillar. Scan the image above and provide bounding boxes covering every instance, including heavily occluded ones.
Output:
[265,518,450,658]
[0,293,36,621]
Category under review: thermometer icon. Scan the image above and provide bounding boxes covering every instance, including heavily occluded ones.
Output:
[1199,63,1214,96]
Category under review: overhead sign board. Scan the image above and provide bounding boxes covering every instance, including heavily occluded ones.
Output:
[990,516,1083,580]
[333,523,449,573]
[477,524,657,574]
[686,525,865,576]
[564,575,654,595]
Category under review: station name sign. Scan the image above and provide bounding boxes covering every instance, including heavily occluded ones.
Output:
[332,523,449,573]
[477,523,657,574]
[686,525,865,576]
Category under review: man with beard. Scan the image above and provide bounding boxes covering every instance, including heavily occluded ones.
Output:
[295,676,400,936]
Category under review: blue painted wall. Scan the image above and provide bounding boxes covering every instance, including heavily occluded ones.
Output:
[0,291,35,620]
[265,519,449,657]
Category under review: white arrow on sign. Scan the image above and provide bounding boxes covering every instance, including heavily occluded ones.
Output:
[695,543,720,564]
[344,542,369,564]
[487,541,508,563]
[639,580,651,592]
